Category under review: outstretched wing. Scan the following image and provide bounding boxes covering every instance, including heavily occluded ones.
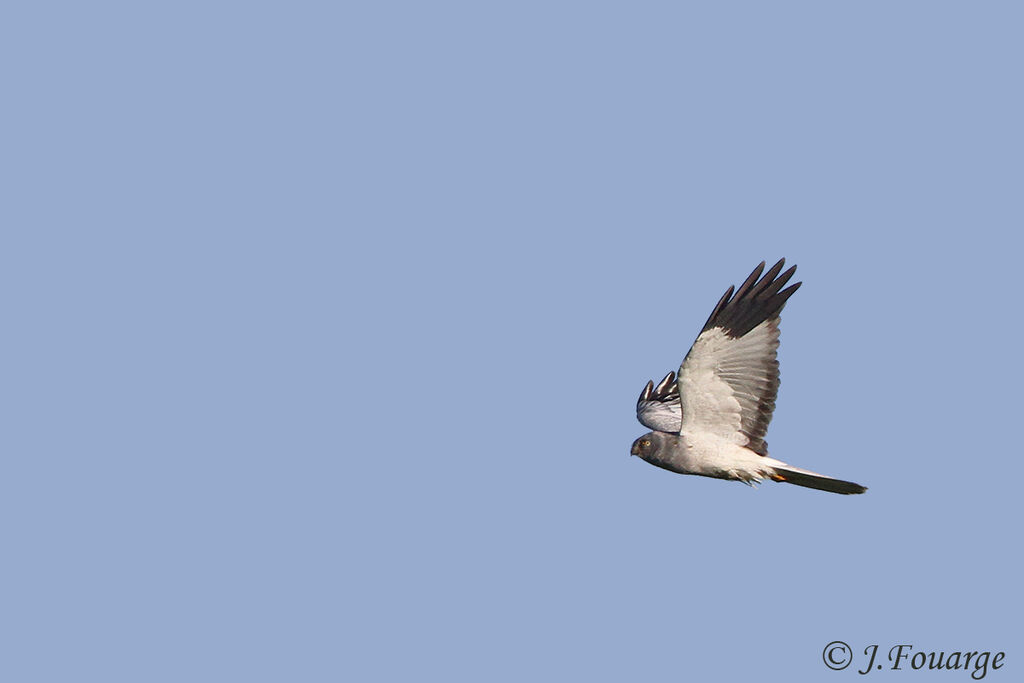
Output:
[677,259,801,456]
[636,371,682,432]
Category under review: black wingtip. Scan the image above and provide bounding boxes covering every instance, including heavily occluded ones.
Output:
[701,285,734,331]
[701,260,800,338]
[732,262,766,302]
[639,380,653,403]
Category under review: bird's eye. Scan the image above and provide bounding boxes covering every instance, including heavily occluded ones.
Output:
[642,440,651,448]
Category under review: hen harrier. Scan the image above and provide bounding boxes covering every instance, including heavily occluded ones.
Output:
[631,259,867,494]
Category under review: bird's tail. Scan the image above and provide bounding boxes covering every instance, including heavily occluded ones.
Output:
[770,465,867,495]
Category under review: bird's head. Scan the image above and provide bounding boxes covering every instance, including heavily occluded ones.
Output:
[631,433,657,458]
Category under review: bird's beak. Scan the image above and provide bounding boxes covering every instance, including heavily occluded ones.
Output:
[630,442,640,456]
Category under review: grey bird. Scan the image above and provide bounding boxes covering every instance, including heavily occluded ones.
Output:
[631,259,867,495]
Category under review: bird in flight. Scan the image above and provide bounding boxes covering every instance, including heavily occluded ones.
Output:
[631,259,867,495]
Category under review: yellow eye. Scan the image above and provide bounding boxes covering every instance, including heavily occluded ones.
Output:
[642,440,651,447]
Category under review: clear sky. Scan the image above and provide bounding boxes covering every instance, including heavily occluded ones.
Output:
[4,2,1022,681]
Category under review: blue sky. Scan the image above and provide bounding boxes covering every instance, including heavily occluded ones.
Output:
[4,2,1022,681]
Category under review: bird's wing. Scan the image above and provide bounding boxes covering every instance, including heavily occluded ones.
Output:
[676,260,801,456]
[636,371,682,432]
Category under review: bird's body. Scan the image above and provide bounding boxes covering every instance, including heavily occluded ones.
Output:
[635,430,777,481]
[631,260,867,495]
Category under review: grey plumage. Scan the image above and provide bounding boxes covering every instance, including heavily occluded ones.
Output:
[631,260,867,495]
[636,371,681,433]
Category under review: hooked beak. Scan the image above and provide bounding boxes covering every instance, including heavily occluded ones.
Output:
[630,442,640,456]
